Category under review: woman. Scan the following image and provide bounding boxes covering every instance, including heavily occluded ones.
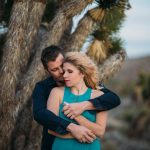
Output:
[47,52,108,150]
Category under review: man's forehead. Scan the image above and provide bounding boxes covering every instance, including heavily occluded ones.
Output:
[47,55,64,69]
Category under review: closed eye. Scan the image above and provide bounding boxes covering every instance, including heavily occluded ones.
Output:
[51,68,59,72]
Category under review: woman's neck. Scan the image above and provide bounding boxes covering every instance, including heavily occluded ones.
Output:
[71,81,88,95]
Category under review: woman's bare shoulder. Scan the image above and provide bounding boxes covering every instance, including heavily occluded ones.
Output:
[50,86,64,97]
[91,89,104,99]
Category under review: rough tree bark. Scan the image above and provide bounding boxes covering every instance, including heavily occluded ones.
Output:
[0,0,94,149]
[65,13,96,51]
[64,7,105,52]
[98,50,126,82]
[0,0,46,149]
[0,0,127,150]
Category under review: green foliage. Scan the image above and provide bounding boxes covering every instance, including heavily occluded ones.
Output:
[92,0,129,55]
[92,29,108,41]
[138,73,150,100]
[95,0,120,9]
[102,6,126,53]
[123,106,141,123]
[109,36,124,54]
[102,8,125,34]
[123,105,150,138]
[95,0,131,10]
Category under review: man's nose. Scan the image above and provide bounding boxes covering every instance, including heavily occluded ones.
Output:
[59,67,63,74]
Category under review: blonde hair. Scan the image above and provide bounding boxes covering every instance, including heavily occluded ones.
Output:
[64,52,99,89]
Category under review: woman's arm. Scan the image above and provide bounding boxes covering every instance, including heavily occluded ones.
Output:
[89,86,121,110]
[47,87,74,138]
[74,111,107,138]
[48,130,73,138]
[74,89,108,138]
[32,82,70,134]
[62,86,120,119]
[47,87,61,115]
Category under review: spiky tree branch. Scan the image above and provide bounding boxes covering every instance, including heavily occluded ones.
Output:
[98,50,126,82]
[63,6,106,52]
[87,39,108,64]
[65,13,96,51]
[14,0,95,110]
[87,0,130,65]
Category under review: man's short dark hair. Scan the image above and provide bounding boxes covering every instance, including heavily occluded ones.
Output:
[41,45,64,70]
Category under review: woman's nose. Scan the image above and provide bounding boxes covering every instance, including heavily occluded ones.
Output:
[63,72,67,77]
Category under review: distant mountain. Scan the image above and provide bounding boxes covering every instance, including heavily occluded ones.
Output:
[112,56,150,82]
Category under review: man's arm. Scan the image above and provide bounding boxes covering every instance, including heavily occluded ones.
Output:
[63,86,121,118]
[89,86,121,111]
[32,83,70,134]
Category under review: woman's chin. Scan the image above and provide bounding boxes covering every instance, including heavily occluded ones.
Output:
[65,83,72,87]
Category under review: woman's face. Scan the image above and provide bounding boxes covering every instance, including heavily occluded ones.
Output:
[63,62,84,87]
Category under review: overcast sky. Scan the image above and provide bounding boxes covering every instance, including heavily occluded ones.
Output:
[120,0,150,58]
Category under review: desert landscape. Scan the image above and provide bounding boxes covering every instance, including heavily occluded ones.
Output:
[103,56,150,150]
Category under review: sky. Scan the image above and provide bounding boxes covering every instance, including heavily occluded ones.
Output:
[73,0,150,58]
[120,0,150,58]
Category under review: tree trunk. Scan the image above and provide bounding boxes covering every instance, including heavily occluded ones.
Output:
[0,1,127,150]
[0,1,94,149]
[19,0,46,73]
[14,0,95,109]
[0,0,46,149]
[65,13,96,51]
[98,50,126,82]
[64,7,105,52]
[0,0,5,21]
[9,26,48,150]
[0,1,32,148]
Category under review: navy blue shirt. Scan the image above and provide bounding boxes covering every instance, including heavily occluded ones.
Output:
[32,77,120,150]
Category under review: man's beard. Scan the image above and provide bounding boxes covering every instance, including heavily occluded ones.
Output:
[56,80,65,86]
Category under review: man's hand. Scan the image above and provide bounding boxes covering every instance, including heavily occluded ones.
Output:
[67,123,96,143]
[62,102,85,119]
[62,101,94,119]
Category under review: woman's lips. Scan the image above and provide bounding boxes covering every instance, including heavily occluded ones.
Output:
[64,80,69,82]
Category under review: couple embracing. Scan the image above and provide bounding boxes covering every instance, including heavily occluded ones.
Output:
[32,45,120,150]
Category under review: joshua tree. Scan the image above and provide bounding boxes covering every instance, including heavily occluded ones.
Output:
[0,0,130,149]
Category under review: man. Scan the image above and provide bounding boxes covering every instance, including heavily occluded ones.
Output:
[32,45,120,150]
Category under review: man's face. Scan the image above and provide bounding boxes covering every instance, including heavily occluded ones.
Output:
[47,54,64,82]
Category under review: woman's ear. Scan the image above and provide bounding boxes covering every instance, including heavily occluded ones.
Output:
[79,71,84,78]
[81,73,84,78]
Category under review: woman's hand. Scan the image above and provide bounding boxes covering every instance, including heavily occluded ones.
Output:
[62,101,94,119]
[62,102,85,119]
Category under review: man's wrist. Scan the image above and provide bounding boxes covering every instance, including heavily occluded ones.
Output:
[82,101,95,111]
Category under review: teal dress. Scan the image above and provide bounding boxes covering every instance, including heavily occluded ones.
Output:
[52,87,101,150]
